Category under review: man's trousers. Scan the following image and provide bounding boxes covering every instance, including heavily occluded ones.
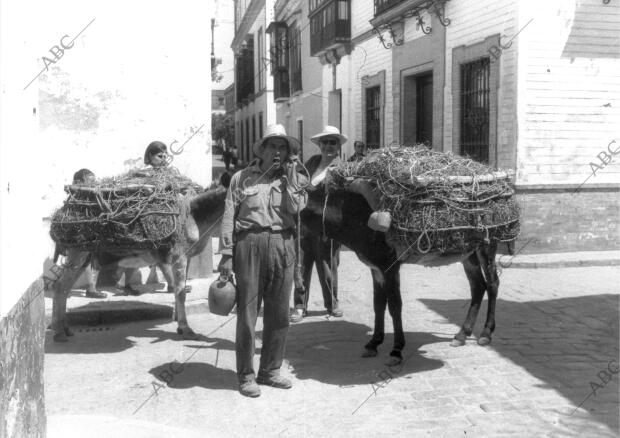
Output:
[234,229,295,382]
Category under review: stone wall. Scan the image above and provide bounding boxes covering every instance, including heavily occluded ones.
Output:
[0,280,46,438]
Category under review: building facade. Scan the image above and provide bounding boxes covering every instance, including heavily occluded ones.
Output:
[266,0,619,252]
[233,0,278,163]
[270,0,325,160]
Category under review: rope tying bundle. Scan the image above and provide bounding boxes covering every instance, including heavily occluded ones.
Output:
[50,168,201,251]
[329,146,520,255]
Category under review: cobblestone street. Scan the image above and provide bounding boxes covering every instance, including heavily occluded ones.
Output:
[45,253,620,437]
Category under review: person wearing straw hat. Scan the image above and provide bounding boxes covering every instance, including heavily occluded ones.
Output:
[218,124,308,398]
[291,126,347,323]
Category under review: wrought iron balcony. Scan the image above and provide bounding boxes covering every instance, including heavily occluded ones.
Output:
[309,0,351,56]
[374,0,404,16]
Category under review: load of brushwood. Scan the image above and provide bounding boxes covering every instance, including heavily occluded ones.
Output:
[329,146,520,254]
[50,168,203,251]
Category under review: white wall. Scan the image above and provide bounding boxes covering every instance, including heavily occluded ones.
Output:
[0,0,213,316]
[517,0,620,186]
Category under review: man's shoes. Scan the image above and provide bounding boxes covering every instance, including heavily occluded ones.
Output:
[256,374,292,389]
[290,308,305,323]
[239,380,261,398]
[85,290,106,299]
[328,307,343,317]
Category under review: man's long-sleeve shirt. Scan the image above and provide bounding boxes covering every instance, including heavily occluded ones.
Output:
[219,162,308,256]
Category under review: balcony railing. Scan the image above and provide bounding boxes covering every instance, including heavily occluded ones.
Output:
[310,0,351,56]
[374,0,404,16]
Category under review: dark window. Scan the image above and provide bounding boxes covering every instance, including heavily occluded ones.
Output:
[297,119,304,160]
[236,35,255,104]
[366,86,381,149]
[460,58,490,163]
[238,121,243,155]
[257,28,264,91]
[416,73,433,146]
[268,22,290,100]
[245,118,250,159]
[289,23,302,93]
[252,116,256,144]
[374,0,404,16]
[309,0,350,56]
[259,112,264,138]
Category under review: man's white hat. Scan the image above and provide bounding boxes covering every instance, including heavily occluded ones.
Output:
[310,126,348,146]
[252,124,301,157]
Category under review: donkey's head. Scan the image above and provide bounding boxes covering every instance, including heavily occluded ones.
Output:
[189,172,230,230]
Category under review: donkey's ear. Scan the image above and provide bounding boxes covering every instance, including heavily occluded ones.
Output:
[220,171,231,189]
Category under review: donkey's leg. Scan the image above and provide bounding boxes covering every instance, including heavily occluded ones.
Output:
[160,255,196,340]
[385,263,404,365]
[52,250,89,342]
[451,253,487,347]
[477,243,499,346]
[363,269,388,357]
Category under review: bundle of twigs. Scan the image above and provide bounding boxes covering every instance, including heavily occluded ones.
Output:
[50,168,203,251]
[330,146,520,254]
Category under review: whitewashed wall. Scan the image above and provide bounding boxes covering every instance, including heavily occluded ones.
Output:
[517,0,620,186]
[0,0,213,316]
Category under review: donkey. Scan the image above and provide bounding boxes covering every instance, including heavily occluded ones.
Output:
[51,182,229,342]
[300,185,500,365]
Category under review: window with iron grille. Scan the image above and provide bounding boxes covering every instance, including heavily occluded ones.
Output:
[259,112,264,139]
[460,58,490,163]
[366,86,381,148]
[289,23,302,93]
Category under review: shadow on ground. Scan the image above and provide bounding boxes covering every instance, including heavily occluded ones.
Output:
[420,294,620,433]
[44,316,207,355]
[286,320,447,386]
[139,319,448,393]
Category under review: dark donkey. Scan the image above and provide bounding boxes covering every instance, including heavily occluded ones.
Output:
[301,185,500,365]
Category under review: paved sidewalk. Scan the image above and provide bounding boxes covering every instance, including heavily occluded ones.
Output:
[502,250,620,269]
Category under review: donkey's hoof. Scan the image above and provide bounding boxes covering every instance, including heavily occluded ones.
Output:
[180,328,198,340]
[53,332,69,343]
[176,328,183,334]
[385,355,402,367]
[450,338,466,347]
[362,348,378,358]
[477,336,491,346]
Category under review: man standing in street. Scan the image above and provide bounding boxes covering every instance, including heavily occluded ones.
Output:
[219,124,308,398]
[348,140,367,162]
